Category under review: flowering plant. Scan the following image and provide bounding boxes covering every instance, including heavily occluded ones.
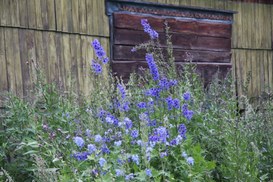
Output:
[69,19,215,181]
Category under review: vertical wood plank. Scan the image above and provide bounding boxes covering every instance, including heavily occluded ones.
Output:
[35,0,43,29]
[48,32,58,84]
[70,35,79,95]
[55,0,63,31]
[62,0,68,32]
[0,28,8,105]
[42,31,49,82]
[55,33,65,90]
[19,0,28,27]
[41,0,49,29]
[28,0,36,28]
[263,51,269,93]
[10,0,20,26]
[26,30,37,92]
[12,29,23,97]
[79,0,87,33]
[62,34,71,91]
[269,52,273,91]
[47,0,56,30]
[72,0,79,33]
[86,0,93,35]
[2,0,11,26]
[18,30,30,97]
[76,35,84,97]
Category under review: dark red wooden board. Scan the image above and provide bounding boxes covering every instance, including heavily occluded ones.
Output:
[112,61,232,86]
[114,13,231,38]
[113,45,231,63]
[114,29,231,52]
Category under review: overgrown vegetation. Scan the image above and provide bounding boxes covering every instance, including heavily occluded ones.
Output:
[1,19,273,182]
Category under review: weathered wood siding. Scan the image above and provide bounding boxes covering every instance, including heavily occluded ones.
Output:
[0,0,273,106]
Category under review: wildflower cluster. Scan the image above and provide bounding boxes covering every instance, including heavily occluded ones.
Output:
[68,19,214,181]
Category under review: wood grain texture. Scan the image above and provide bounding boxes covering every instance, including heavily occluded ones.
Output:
[114,45,231,62]
[114,13,231,38]
[114,29,231,51]
[0,28,8,106]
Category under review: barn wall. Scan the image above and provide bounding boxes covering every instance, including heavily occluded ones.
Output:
[0,0,272,106]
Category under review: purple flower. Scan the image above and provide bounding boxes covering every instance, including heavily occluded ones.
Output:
[187,157,194,165]
[169,79,178,86]
[91,60,102,74]
[117,84,126,99]
[137,102,146,109]
[145,88,160,98]
[184,110,194,121]
[91,39,106,59]
[146,168,152,177]
[183,92,191,101]
[131,154,139,165]
[72,151,89,161]
[141,19,159,39]
[148,119,157,127]
[102,57,109,64]
[86,129,91,138]
[159,77,170,90]
[94,134,102,143]
[160,152,168,158]
[73,136,85,148]
[182,151,188,158]
[87,144,96,154]
[178,124,187,138]
[173,98,180,109]
[182,104,188,114]
[131,129,139,139]
[101,145,110,154]
[124,117,133,130]
[114,140,122,147]
[99,157,106,167]
[166,96,173,110]
[105,116,114,124]
[121,101,130,112]
[115,169,124,177]
[145,54,159,81]
[125,173,134,181]
[156,126,168,143]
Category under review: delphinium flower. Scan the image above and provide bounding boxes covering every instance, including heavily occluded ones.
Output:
[86,129,92,138]
[141,19,159,39]
[178,124,187,138]
[124,117,133,130]
[115,169,125,177]
[146,147,153,161]
[117,84,126,99]
[182,151,188,158]
[94,134,102,143]
[88,144,97,154]
[183,91,191,101]
[101,145,110,154]
[73,136,85,148]
[91,39,107,61]
[145,87,160,98]
[137,102,146,109]
[102,57,109,64]
[91,60,102,74]
[145,53,160,81]
[156,126,169,144]
[169,79,178,87]
[131,129,139,139]
[159,77,170,90]
[131,154,140,165]
[114,140,122,147]
[172,98,180,109]
[72,151,89,161]
[160,152,168,158]
[184,110,194,121]
[148,119,157,127]
[105,116,114,124]
[99,157,106,167]
[121,101,130,112]
[125,173,134,181]
[166,96,173,110]
[186,157,194,165]
[146,168,152,177]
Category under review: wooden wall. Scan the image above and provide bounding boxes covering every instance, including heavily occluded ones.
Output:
[0,0,273,106]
